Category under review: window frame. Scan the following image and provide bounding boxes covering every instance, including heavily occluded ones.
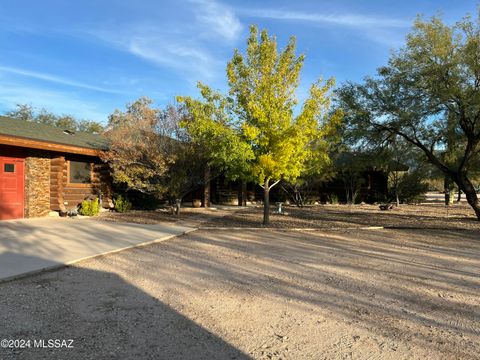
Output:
[67,160,94,187]
[4,163,15,173]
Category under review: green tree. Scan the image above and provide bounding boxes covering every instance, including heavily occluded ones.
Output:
[178,83,254,206]
[337,12,480,219]
[227,26,342,224]
[5,103,104,134]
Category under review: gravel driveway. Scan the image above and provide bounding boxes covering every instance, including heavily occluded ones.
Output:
[0,227,479,359]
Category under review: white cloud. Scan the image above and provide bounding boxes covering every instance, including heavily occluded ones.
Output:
[92,30,222,83]
[239,8,410,29]
[128,35,214,73]
[192,0,243,42]
[0,65,126,94]
[85,0,242,84]
[0,82,109,121]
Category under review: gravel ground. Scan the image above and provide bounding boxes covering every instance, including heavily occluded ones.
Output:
[203,203,480,230]
[94,208,201,225]
[0,226,478,359]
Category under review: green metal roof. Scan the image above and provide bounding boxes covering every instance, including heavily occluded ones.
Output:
[0,116,109,150]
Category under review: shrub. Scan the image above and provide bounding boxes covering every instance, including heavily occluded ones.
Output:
[78,198,100,216]
[126,190,161,210]
[396,170,429,204]
[114,195,132,213]
[328,194,339,205]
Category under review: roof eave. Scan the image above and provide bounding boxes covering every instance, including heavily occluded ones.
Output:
[0,134,103,156]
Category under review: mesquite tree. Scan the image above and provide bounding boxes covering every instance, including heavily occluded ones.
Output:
[337,12,480,219]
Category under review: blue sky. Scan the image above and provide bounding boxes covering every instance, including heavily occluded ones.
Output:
[0,0,477,123]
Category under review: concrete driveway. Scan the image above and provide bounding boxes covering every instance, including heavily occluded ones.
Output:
[0,217,193,281]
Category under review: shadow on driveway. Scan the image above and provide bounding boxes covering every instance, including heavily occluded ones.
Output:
[0,217,193,281]
[0,259,250,360]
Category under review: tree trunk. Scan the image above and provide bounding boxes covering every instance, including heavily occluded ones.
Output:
[238,180,247,206]
[202,166,210,208]
[444,176,451,206]
[175,199,181,216]
[455,174,480,220]
[263,179,270,226]
[457,189,462,202]
[395,187,400,207]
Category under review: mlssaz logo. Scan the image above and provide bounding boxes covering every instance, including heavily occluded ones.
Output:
[34,339,74,348]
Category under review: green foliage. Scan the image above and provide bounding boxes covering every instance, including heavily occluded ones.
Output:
[6,104,104,134]
[328,194,339,205]
[179,26,342,224]
[78,198,100,216]
[394,171,429,204]
[336,11,480,218]
[113,195,132,213]
[227,26,342,187]
[177,84,253,181]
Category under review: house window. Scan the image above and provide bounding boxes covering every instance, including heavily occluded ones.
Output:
[69,161,92,184]
[4,164,15,172]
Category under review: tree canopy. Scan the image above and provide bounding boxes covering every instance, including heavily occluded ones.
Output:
[336,11,480,219]
[180,25,341,224]
[5,103,104,134]
[102,97,208,208]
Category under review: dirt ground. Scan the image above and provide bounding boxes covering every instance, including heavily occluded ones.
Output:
[94,203,480,230]
[203,203,480,230]
[0,218,478,359]
[94,207,210,224]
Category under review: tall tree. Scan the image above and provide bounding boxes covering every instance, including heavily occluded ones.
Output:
[337,12,480,219]
[102,98,207,212]
[102,97,172,196]
[227,26,342,224]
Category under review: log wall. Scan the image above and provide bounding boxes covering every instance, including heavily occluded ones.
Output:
[50,155,111,211]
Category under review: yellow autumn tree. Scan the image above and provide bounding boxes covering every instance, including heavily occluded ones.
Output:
[227,26,342,224]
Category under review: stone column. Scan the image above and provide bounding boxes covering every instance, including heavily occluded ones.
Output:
[25,151,51,218]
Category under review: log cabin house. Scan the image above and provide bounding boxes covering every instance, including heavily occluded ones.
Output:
[0,116,111,220]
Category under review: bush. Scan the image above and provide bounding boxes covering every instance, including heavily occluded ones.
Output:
[396,171,429,204]
[125,190,161,210]
[328,193,339,205]
[114,195,132,213]
[78,198,100,216]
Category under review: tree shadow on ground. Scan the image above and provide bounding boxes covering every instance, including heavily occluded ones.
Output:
[0,253,251,360]
[207,204,480,230]
[1,226,479,359]
[92,228,480,359]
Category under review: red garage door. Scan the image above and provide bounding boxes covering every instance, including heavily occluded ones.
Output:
[0,157,24,220]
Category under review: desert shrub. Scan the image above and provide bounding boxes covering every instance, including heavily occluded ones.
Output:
[396,171,428,204]
[78,198,100,216]
[114,195,132,213]
[126,191,162,210]
[328,193,339,205]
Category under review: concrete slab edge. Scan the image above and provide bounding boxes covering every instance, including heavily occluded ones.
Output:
[0,227,197,285]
